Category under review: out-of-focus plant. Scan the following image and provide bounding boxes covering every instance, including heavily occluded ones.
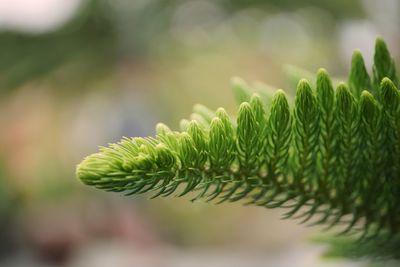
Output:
[222,0,364,18]
[0,158,18,258]
[0,0,117,90]
[77,38,400,263]
[0,0,366,91]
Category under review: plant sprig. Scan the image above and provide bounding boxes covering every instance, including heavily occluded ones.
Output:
[77,37,400,237]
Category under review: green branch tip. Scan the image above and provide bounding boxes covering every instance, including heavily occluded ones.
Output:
[76,37,400,238]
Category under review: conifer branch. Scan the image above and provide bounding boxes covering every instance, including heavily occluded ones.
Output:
[77,38,400,237]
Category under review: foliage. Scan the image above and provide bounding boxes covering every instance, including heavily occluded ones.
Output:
[313,232,400,261]
[77,38,400,256]
[0,0,117,90]
[0,0,365,91]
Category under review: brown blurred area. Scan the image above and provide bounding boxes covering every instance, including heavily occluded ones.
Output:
[0,0,399,266]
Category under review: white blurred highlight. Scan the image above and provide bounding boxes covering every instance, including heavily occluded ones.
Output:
[0,0,82,33]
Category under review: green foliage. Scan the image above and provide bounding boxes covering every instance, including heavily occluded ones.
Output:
[314,232,400,262]
[348,50,371,96]
[77,38,400,240]
[0,0,117,90]
[0,0,365,91]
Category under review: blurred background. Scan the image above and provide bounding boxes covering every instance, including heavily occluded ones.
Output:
[0,0,399,266]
